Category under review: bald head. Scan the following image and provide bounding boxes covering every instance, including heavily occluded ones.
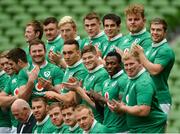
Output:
[11,99,31,123]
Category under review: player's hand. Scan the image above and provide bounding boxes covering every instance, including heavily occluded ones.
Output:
[38,77,53,91]
[49,50,62,64]
[131,43,144,55]
[28,66,39,82]
[62,77,80,91]
[45,91,57,99]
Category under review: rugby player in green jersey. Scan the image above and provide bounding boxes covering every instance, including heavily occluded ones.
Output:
[60,103,82,133]
[45,40,88,104]
[100,13,125,58]
[48,102,68,133]
[120,4,152,53]
[32,97,56,133]
[43,17,64,62]
[81,12,108,51]
[24,20,43,65]
[75,104,111,133]
[108,49,167,133]
[18,39,64,101]
[0,48,28,133]
[132,18,175,114]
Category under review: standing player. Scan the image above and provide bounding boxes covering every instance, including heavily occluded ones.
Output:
[18,39,64,101]
[120,4,152,53]
[32,97,56,133]
[100,13,125,58]
[81,12,107,50]
[108,49,167,133]
[132,18,175,114]
[24,20,43,65]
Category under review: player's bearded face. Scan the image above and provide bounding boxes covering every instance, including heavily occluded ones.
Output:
[126,13,145,34]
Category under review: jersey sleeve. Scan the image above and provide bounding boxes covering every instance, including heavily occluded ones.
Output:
[136,81,154,106]
[52,66,64,85]
[18,69,28,87]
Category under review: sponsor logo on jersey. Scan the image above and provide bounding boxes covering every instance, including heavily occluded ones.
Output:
[14,88,19,95]
[105,92,109,99]
[35,82,44,91]
[126,94,129,104]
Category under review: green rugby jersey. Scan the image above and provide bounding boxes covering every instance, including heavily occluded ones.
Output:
[146,39,175,104]
[123,68,167,133]
[102,70,128,132]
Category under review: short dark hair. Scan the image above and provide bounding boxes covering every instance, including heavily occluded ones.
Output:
[31,97,47,105]
[26,20,43,39]
[48,102,61,111]
[64,39,79,50]
[83,12,100,22]
[7,48,27,63]
[102,13,121,27]
[43,17,58,26]
[60,102,76,111]
[29,39,46,52]
[150,18,168,32]
[106,51,122,64]
[81,45,97,56]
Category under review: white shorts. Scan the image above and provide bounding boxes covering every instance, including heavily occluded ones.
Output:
[11,126,17,134]
[0,127,11,133]
[160,104,171,114]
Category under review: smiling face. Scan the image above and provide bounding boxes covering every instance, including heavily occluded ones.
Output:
[150,23,166,43]
[124,56,142,77]
[126,13,145,34]
[32,100,47,122]
[30,44,46,65]
[104,19,119,39]
[82,52,98,71]
[105,56,120,76]
[75,108,94,131]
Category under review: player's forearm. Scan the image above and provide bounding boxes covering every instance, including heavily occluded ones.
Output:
[139,53,162,75]
[76,87,95,107]
[18,80,34,101]
[0,96,17,107]
[121,105,150,116]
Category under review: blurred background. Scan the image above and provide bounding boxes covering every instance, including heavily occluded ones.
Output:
[0,0,179,132]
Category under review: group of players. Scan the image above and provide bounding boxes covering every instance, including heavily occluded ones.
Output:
[0,3,175,133]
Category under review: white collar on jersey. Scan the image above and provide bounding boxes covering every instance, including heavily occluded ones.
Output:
[0,70,5,76]
[75,36,80,41]
[90,31,105,39]
[68,59,82,69]
[112,70,124,79]
[130,28,146,36]
[83,119,97,134]
[109,33,123,41]
[152,38,167,48]
[88,64,104,73]
[69,123,79,131]
[47,35,61,43]
[32,60,48,69]
[128,68,146,79]
[36,115,49,126]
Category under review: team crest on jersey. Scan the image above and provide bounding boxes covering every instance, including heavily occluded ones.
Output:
[105,92,109,99]
[89,76,95,81]
[35,82,44,91]
[126,94,129,104]
[44,71,50,78]
[12,78,17,84]
[14,88,19,95]
[134,38,140,44]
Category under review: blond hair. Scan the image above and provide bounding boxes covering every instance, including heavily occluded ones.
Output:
[58,16,77,31]
[125,4,145,18]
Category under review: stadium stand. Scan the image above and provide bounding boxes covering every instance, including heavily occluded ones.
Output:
[0,0,179,132]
